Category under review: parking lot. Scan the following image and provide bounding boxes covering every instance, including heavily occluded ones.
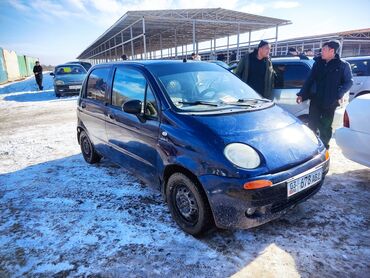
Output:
[0,76,369,277]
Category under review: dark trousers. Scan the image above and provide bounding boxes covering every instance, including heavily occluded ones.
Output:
[308,101,337,149]
[35,75,43,90]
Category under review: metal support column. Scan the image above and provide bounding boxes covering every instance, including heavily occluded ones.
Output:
[192,20,196,53]
[130,27,134,59]
[339,37,344,57]
[160,33,163,58]
[227,35,229,63]
[236,24,240,60]
[121,32,124,56]
[275,25,279,56]
[142,17,147,59]
[175,28,178,58]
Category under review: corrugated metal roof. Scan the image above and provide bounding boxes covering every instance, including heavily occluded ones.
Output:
[77,8,290,59]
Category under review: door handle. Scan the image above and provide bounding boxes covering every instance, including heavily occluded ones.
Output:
[81,103,86,108]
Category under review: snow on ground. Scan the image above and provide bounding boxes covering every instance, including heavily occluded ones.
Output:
[0,75,369,277]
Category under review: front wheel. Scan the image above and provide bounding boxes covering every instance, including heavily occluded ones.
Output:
[79,130,101,164]
[166,173,213,236]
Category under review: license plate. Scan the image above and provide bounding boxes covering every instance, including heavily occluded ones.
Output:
[287,168,322,197]
[69,85,81,90]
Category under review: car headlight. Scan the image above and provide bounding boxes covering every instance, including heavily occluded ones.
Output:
[224,143,261,169]
[302,125,319,145]
[55,80,64,85]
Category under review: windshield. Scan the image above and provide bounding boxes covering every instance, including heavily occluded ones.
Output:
[55,65,86,75]
[153,63,264,112]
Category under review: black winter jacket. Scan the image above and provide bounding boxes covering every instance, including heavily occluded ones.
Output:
[297,54,353,108]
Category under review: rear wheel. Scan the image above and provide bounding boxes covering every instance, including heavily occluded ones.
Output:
[79,130,101,164]
[166,173,213,236]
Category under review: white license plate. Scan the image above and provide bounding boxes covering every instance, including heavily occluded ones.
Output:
[69,85,81,90]
[287,168,322,197]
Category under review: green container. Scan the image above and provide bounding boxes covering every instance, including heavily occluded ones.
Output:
[0,48,8,84]
[17,55,28,77]
[25,56,38,76]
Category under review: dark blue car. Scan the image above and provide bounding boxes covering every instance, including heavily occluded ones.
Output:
[51,63,87,98]
[77,60,330,236]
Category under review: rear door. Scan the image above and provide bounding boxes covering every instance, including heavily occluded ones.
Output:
[78,66,111,151]
[105,65,160,186]
[273,62,311,117]
[346,58,370,100]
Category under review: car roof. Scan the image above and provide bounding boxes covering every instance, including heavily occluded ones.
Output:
[92,60,224,69]
[271,57,314,64]
[56,63,85,67]
[344,56,370,60]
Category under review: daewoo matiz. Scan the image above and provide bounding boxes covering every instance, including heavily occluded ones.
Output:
[77,60,330,236]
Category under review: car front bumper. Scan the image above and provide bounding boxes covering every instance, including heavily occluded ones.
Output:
[199,151,330,229]
[54,84,82,95]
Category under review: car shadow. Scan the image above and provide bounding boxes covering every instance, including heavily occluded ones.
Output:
[1,154,369,277]
[3,90,78,102]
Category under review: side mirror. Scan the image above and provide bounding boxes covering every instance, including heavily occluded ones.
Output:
[122,99,142,115]
[50,72,55,76]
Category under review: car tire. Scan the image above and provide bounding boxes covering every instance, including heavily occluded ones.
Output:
[80,130,101,164]
[166,173,213,236]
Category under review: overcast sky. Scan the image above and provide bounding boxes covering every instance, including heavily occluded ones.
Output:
[0,0,369,65]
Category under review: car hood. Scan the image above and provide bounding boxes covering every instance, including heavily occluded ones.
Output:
[54,74,86,84]
[181,105,321,172]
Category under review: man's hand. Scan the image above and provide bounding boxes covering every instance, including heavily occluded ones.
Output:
[296,96,303,104]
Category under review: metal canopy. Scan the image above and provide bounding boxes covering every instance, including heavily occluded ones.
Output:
[77,8,290,61]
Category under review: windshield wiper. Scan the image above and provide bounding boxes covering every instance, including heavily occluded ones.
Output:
[237,98,271,103]
[224,98,272,107]
[178,100,219,107]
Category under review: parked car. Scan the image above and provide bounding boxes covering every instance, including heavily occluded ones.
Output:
[50,64,87,98]
[77,60,329,236]
[344,56,370,101]
[66,61,92,71]
[208,60,237,71]
[233,57,348,123]
[271,57,314,122]
[335,94,370,167]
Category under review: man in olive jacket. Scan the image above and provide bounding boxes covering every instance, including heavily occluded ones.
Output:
[235,40,275,100]
[296,40,353,149]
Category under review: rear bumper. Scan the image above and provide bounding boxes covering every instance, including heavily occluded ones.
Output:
[199,151,330,229]
[335,127,370,167]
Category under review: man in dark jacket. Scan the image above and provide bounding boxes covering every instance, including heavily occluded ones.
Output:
[33,61,43,90]
[235,40,275,100]
[296,40,353,149]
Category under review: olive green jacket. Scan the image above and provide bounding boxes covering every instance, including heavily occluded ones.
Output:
[235,50,275,100]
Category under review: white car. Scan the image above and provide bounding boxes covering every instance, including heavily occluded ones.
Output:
[335,94,370,167]
[344,56,370,101]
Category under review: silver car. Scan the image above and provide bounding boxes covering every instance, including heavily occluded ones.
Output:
[344,56,370,101]
[271,57,314,122]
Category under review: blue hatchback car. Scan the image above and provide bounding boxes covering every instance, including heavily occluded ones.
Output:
[51,63,87,98]
[77,60,330,236]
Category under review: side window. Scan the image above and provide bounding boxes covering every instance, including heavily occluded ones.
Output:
[274,64,310,89]
[348,60,370,76]
[112,68,146,107]
[112,67,158,118]
[145,86,158,118]
[86,68,110,102]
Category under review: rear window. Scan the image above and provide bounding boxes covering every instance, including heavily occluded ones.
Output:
[273,63,310,89]
[347,59,370,76]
